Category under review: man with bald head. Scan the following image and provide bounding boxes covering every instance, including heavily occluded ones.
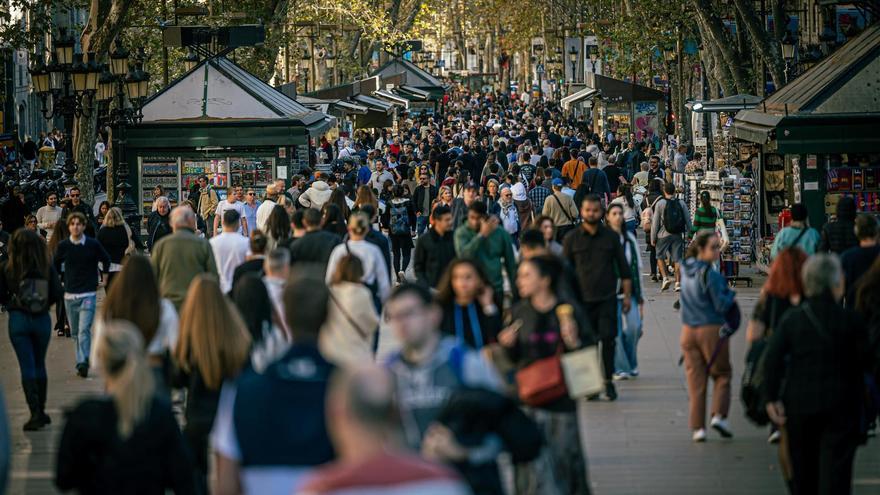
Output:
[151,205,218,309]
[298,366,470,494]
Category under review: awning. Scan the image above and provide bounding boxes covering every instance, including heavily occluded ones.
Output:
[352,94,394,113]
[687,94,762,113]
[398,85,430,99]
[333,100,369,114]
[561,87,599,110]
[731,110,784,145]
[374,89,409,108]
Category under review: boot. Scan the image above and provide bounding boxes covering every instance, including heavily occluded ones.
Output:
[21,380,43,431]
[36,378,50,426]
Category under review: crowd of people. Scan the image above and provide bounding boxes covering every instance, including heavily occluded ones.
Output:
[0,87,876,495]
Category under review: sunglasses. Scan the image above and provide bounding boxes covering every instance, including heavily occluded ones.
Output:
[70,193,80,197]
[247,192,255,196]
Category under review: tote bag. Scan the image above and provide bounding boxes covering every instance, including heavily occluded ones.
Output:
[561,345,604,399]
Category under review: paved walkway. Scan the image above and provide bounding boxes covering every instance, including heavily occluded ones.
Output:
[1,272,879,494]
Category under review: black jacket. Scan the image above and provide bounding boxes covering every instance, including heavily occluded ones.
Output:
[0,263,62,314]
[147,211,173,251]
[97,225,130,264]
[289,230,341,270]
[62,203,97,237]
[763,294,869,415]
[412,184,438,216]
[819,219,858,254]
[413,228,456,288]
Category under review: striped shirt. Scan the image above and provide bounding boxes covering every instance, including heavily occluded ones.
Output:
[527,185,552,213]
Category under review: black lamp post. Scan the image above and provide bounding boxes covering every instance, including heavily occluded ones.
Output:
[568,46,578,84]
[96,42,151,231]
[780,31,796,84]
[28,28,101,185]
[589,46,599,74]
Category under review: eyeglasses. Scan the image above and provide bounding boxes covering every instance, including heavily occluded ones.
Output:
[247,192,255,196]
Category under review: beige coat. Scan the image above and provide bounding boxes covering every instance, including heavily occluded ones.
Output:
[318,282,380,368]
[542,191,579,227]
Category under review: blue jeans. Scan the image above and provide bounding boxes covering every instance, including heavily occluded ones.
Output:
[614,296,642,374]
[416,215,429,236]
[8,311,51,380]
[65,295,97,366]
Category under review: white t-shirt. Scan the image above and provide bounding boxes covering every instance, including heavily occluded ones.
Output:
[95,142,105,164]
[210,232,250,293]
[325,240,390,303]
[216,200,247,234]
[256,199,277,232]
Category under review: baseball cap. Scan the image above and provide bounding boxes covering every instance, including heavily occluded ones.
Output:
[552,178,564,187]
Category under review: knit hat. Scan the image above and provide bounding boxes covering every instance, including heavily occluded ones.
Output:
[511,182,528,202]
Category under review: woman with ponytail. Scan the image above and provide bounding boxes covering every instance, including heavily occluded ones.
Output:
[55,320,195,494]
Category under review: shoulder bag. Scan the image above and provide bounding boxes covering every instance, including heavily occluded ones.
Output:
[515,345,567,407]
[560,345,604,399]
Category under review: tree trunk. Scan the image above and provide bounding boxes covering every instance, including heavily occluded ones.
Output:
[75,0,135,205]
[731,0,786,89]
[690,0,749,93]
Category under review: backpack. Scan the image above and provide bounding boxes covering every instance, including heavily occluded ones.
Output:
[15,277,50,314]
[389,201,410,235]
[663,198,686,234]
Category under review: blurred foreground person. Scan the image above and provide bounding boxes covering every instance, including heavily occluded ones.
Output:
[55,321,195,494]
[297,366,470,495]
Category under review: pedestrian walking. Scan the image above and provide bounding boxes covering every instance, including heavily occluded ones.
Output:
[651,182,691,291]
[147,197,173,251]
[771,203,820,259]
[840,214,879,309]
[605,203,644,379]
[610,183,641,234]
[413,168,438,235]
[95,254,179,394]
[151,206,218,311]
[97,207,135,289]
[214,187,249,236]
[231,230,268,290]
[763,254,869,494]
[563,195,632,400]
[436,258,502,350]
[60,186,97,237]
[384,184,416,282]
[413,204,456,289]
[264,205,291,252]
[289,208,341,271]
[212,272,335,495]
[53,212,111,378]
[210,210,250,294]
[297,366,470,494]
[319,254,380,368]
[454,201,518,308]
[542,178,579,242]
[498,255,592,495]
[818,196,858,254]
[36,192,62,243]
[679,231,738,442]
[255,184,278,233]
[511,182,534,231]
[55,321,195,495]
[195,176,220,238]
[173,275,251,494]
[325,212,391,309]
[242,188,261,235]
[0,229,62,430]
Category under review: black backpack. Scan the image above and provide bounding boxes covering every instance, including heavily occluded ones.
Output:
[663,198,687,234]
[15,277,50,314]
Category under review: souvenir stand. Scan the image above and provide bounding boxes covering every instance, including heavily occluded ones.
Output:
[681,170,756,286]
[733,24,880,270]
[127,55,330,218]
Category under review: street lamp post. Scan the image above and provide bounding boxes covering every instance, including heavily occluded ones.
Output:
[780,32,796,84]
[28,28,100,185]
[97,43,150,232]
[589,46,598,75]
[568,46,578,85]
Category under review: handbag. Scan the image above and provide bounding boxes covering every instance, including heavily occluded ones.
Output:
[122,222,136,256]
[560,345,604,399]
[515,346,567,407]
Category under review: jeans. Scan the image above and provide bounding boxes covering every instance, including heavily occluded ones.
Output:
[625,219,638,235]
[416,215,429,236]
[614,296,642,374]
[65,295,97,366]
[8,311,51,380]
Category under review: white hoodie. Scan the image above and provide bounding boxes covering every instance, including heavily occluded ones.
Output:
[297,181,332,210]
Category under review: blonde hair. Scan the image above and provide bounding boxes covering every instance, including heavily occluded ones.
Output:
[96,320,155,439]
[102,207,125,228]
[174,275,251,390]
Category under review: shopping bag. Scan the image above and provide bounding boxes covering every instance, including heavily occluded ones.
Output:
[560,345,604,399]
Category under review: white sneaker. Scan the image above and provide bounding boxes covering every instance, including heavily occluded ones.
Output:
[612,372,629,381]
[710,415,733,438]
[629,368,639,378]
[692,428,707,442]
[674,282,681,292]
[661,278,672,291]
[768,430,781,444]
